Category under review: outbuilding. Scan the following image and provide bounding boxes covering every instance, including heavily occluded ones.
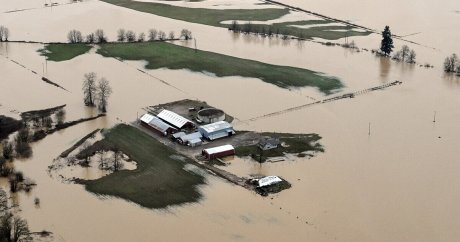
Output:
[178,132,202,145]
[157,109,194,129]
[198,121,235,141]
[140,113,177,136]
[258,138,281,151]
[202,145,235,160]
[257,176,283,187]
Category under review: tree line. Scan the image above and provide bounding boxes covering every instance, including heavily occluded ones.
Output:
[68,28,192,44]
[443,53,460,74]
[0,26,9,42]
[0,188,31,242]
[229,21,290,39]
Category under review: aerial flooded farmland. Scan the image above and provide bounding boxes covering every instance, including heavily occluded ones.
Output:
[0,0,459,241]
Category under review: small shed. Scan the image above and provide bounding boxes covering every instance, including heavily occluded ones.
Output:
[198,121,235,141]
[188,138,203,147]
[257,176,283,187]
[258,137,281,151]
[140,113,177,136]
[157,109,194,129]
[202,145,235,160]
[172,132,186,140]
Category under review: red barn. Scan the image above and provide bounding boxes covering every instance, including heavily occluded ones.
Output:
[202,145,235,160]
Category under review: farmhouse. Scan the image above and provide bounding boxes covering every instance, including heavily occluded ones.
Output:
[258,137,281,150]
[140,113,177,136]
[157,109,194,129]
[202,145,235,160]
[198,121,235,141]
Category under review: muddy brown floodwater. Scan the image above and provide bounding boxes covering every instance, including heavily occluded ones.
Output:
[0,0,460,241]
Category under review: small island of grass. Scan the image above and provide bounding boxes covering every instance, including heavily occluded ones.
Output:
[38,43,92,61]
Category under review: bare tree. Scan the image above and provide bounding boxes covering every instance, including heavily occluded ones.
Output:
[230,21,240,32]
[148,29,157,41]
[158,31,166,40]
[400,45,410,62]
[11,216,31,242]
[96,78,112,113]
[126,30,136,42]
[55,109,66,125]
[180,29,192,40]
[94,29,107,43]
[444,53,459,73]
[67,30,83,43]
[82,72,97,106]
[137,32,145,42]
[117,29,126,42]
[112,149,124,171]
[97,151,107,169]
[168,31,175,40]
[2,141,13,159]
[407,50,416,63]
[0,26,9,42]
[86,33,95,43]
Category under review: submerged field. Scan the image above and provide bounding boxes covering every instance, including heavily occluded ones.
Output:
[99,0,371,40]
[81,124,205,209]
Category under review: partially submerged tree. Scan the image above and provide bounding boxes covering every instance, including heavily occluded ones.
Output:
[444,53,459,73]
[55,109,66,125]
[137,32,145,42]
[126,30,136,42]
[67,30,83,43]
[0,26,9,42]
[180,29,192,40]
[112,149,124,172]
[148,29,158,41]
[117,29,126,42]
[380,26,394,56]
[2,141,13,160]
[82,72,97,106]
[94,29,107,43]
[96,77,112,113]
[158,31,166,40]
[168,31,175,40]
[407,50,416,63]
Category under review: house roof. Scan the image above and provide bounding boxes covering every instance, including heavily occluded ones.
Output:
[203,144,234,155]
[157,110,192,129]
[259,138,281,147]
[258,176,282,187]
[199,121,233,133]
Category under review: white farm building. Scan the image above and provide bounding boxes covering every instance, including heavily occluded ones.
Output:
[198,121,235,141]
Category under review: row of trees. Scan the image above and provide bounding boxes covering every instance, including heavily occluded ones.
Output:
[82,72,112,112]
[68,28,192,44]
[443,54,460,74]
[67,29,108,44]
[229,21,289,39]
[393,45,416,63]
[0,26,9,42]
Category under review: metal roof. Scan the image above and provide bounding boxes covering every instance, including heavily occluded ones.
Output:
[179,132,202,142]
[203,145,234,155]
[188,138,202,144]
[172,132,186,139]
[157,109,192,129]
[257,176,282,187]
[199,121,232,133]
[140,113,155,123]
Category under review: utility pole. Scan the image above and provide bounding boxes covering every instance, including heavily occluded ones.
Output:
[368,122,371,136]
[194,38,197,53]
[433,111,436,123]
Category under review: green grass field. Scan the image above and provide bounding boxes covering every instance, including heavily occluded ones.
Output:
[99,0,371,40]
[82,124,205,209]
[38,43,92,61]
[97,42,343,94]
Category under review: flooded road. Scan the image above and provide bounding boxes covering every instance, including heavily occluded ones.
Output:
[1,0,460,241]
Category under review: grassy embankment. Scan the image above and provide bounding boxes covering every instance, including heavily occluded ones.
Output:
[80,124,205,209]
[99,0,371,40]
[235,133,324,162]
[38,43,92,61]
[97,42,343,94]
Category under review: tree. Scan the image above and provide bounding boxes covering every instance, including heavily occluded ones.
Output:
[96,78,112,113]
[444,54,458,73]
[85,33,95,44]
[117,29,126,42]
[94,29,107,43]
[2,141,13,160]
[180,29,192,40]
[0,213,31,242]
[380,26,394,56]
[243,22,253,34]
[112,149,123,171]
[0,26,10,42]
[67,30,83,43]
[97,151,106,169]
[126,30,136,42]
[400,45,410,61]
[407,50,416,63]
[55,109,66,125]
[230,21,240,32]
[158,31,166,40]
[137,32,145,42]
[168,31,175,40]
[82,72,97,106]
[148,29,157,41]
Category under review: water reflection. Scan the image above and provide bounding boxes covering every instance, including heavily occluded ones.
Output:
[442,72,460,88]
[378,56,391,82]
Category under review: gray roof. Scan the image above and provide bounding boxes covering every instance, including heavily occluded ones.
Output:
[179,132,202,142]
[259,138,281,147]
[172,132,186,139]
[144,115,176,133]
[157,109,192,129]
[199,121,233,134]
